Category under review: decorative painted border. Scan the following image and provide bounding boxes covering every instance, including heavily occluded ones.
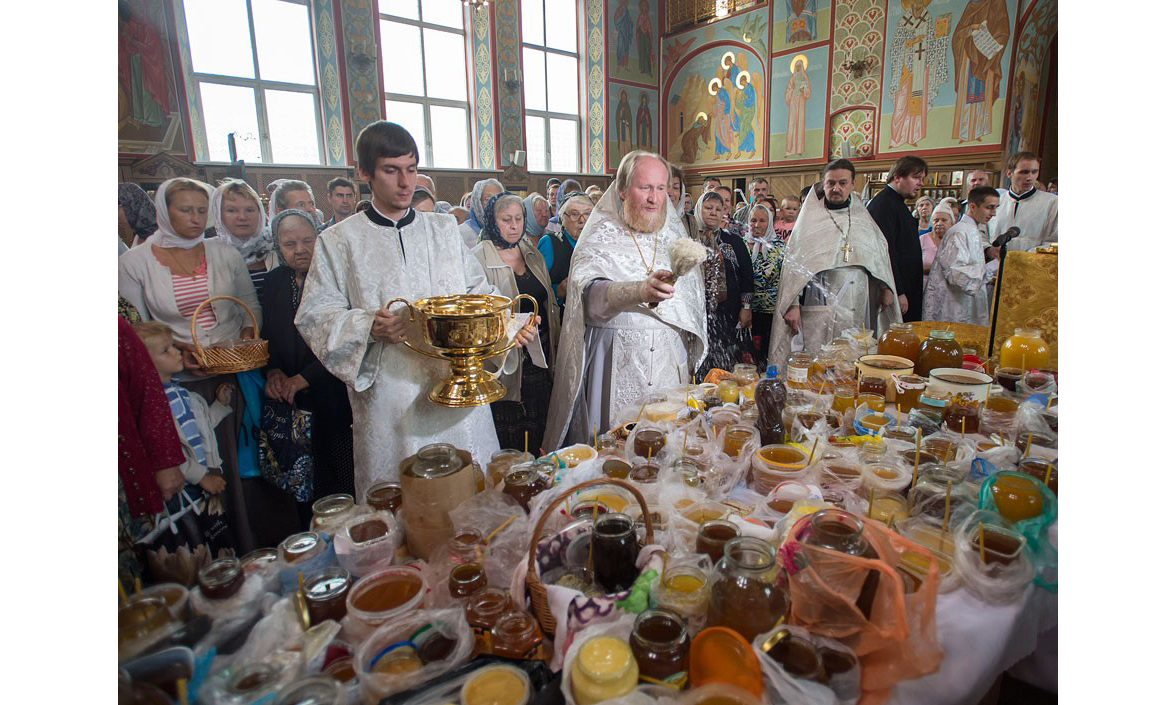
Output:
[586,0,606,174]
[313,0,347,165]
[494,0,523,169]
[339,0,381,147]
[471,5,498,170]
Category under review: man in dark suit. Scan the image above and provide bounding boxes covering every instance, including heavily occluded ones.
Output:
[867,155,927,321]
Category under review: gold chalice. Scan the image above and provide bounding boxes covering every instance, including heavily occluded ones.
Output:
[385,293,538,407]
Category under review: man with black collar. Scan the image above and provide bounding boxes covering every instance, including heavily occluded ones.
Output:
[867,155,928,321]
[295,121,536,495]
[987,151,1058,252]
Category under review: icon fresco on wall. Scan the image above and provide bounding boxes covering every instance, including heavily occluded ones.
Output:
[666,47,765,167]
[878,0,1016,152]
[118,0,185,153]
[609,0,658,86]
[609,83,658,168]
[772,0,830,52]
[769,47,827,161]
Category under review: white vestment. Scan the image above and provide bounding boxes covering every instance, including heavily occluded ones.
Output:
[457,219,481,249]
[923,213,990,325]
[986,189,1057,251]
[767,188,902,369]
[543,186,707,450]
[295,210,507,494]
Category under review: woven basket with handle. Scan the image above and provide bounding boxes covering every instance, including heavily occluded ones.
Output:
[525,477,654,637]
[190,295,269,374]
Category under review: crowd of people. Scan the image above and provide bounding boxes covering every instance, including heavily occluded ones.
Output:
[117,119,1057,587]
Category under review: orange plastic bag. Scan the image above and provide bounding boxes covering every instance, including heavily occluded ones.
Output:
[780,514,943,705]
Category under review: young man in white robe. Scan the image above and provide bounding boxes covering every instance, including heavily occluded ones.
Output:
[544,151,707,450]
[295,122,536,493]
[986,151,1058,252]
[767,159,902,369]
[924,186,1000,325]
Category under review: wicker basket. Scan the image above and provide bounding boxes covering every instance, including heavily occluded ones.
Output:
[906,321,991,357]
[190,296,269,374]
[525,477,654,637]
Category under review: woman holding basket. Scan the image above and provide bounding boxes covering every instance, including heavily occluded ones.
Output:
[118,177,272,552]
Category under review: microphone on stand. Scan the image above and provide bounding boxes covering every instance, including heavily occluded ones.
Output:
[991,226,1021,249]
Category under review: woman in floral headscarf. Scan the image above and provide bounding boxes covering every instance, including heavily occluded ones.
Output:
[119,182,158,248]
[471,193,559,452]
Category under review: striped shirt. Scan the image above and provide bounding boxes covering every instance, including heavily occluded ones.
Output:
[172,271,218,330]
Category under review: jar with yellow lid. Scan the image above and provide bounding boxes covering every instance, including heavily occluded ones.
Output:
[570,635,639,705]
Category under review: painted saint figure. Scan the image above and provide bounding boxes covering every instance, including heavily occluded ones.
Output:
[735,68,758,158]
[636,0,654,77]
[784,54,812,156]
[636,92,653,151]
[616,89,634,155]
[614,0,635,70]
[712,76,738,160]
[787,0,817,44]
[887,0,951,148]
[118,0,171,130]
[950,0,1010,143]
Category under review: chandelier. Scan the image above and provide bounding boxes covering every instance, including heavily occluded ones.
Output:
[463,0,492,9]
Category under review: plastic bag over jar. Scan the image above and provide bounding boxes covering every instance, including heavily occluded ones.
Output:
[951,511,1036,604]
[354,607,474,704]
[333,510,401,578]
[754,623,860,705]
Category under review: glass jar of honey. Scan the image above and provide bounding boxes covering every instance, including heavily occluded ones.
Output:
[917,388,952,415]
[944,403,980,435]
[198,557,245,601]
[629,462,661,484]
[1000,328,1050,371]
[491,611,544,660]
[592,513,641,592]
[631,426,668,460]
[915,330,963,376]
[731,363,758,387]
[304,567,351,626]
[857,375,887,398]
[894,375,926,412]
[503,467,546,512]
[571,636,639,705]
[629,609,690,684]
[831,384,856,415]
[281,531,327,566]
[808,349,839,393]
[651,564,710,619]
[786,352,814,390]
[448,562,487,601]
[364,482,402,514]
[721,423,759,458]
[310,494,357,535]
[448,527,485,564]
[717,378,741,405]
[696,519,739,563]
[487,450,534,488]
[707,537,790,643]
[988,472,1045,523]
[878,322,921,362]
[466,588,512,654]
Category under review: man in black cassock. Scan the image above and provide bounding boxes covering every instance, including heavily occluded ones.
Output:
[867,155,928,322]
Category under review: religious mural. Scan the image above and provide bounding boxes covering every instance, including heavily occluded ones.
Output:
[769,48,828,162]
[608,0,658,86]
[118,0,185,154]
[665,46,765,167]
[772,0,830,51]
[878,0,1017,153]
[1005,0,1056,160]
[608,82,658,168]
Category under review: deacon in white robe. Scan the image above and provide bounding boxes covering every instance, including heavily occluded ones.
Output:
[767,161,901,369]
[544,152,707,450]
[986,153,1057,251]
[925,187,1001,325]
[295,123,530,494]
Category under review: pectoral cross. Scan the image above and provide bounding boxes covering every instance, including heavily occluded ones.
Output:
[840,242,853,263]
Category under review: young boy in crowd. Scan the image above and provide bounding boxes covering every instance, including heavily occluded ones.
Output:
[132,322,231,497]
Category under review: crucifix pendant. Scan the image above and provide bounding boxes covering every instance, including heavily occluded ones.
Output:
[841,243,853,263]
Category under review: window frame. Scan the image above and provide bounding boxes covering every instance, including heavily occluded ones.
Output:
[181,0,327,165]
[377,0,472,169]
[521,0,582,173]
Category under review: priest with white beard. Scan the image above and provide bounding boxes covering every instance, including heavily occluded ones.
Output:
[544,151,707,450]
[986,151,1058,252]
[767,159,902,369]
[295,122,536,493]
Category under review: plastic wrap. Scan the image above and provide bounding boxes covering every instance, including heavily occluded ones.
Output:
[354,607,474,704]
[333,511,401,578]
[753,624,858,705]
[189,574,265,622]
[445,490,528,590]
[781,515,943,705]
[557,615,666,705]
[952,511,1036,604]
[977,472,1058,593]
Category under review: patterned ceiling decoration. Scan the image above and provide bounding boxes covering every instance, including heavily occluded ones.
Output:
[312,0,346,165]
[587,0,606,174]
[339,0,382,141]
[471,5,498,170]
[830,0,885,113]
[494,0,524,168]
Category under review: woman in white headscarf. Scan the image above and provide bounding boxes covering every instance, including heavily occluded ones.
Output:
[521,193,551,248]
[921,199,956,286]
[746,202,786,366]
[207,179,279,296]
[456,178,504,249]
[914,195,935,235]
